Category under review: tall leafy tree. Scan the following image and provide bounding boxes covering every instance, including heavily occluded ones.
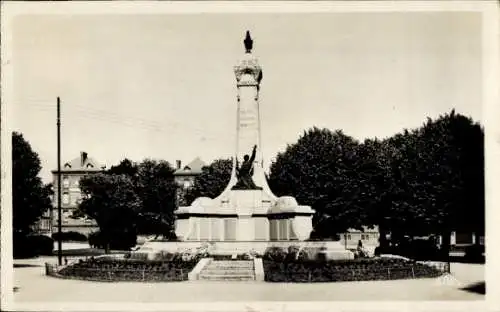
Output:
[12,132,53,235]
[269,128,362,238]
[78,158,179,239]
[135,159,178,237]
[183,158,232,205]
[79,173,141,251]
[413,110,484,250]
[107,158,138,181]
[355,138,396,247]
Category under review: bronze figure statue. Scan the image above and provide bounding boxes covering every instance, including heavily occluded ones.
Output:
[244,31,253,53]
[232,144,262,190]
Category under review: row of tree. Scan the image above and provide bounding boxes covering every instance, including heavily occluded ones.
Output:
[267,109,484,250]
[12,109,484,253]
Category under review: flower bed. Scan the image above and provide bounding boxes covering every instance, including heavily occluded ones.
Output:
[263,258,444,283]
[210,254,254,261]
[57,255,200,282]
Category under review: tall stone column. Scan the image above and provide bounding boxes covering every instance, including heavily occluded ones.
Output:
[233,31,265,189]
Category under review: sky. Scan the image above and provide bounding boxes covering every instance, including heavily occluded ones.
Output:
[8,12,482,183]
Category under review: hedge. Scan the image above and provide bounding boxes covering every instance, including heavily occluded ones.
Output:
[57,256,200,282]
[88,231,137,250]
[14,234,54,259]
[374,239,444,261]
[52,231,88,242]
[263,258,444,283]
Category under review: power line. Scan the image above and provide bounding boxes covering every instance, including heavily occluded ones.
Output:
[25,102,230,142]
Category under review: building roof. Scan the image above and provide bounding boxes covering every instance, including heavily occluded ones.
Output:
[52,152,104,173]
[345,225,379,233]
[174,157,206,176]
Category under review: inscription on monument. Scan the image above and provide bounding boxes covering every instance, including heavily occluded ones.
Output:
[239,107,258,128]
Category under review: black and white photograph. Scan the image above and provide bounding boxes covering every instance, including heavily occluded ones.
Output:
[1,1,499,311]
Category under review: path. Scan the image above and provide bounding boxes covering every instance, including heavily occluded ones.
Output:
[11,257,484,303]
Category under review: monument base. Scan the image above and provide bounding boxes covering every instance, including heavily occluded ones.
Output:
[175,190,314,242]
[140,240,354,260]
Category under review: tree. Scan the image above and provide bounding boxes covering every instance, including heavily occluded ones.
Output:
[77,158,180,239]
[268,128,363,238]
[107,158,138,181]
[79,173,141,252]
[12,132,53,235]
[183,158,232,205]
[412,110,484,251]
[135,159,178,237]
[355,138,396,248]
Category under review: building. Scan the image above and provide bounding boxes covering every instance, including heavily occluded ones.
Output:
[173,157,206,207]
[340,226,380,249]
[46,151,105,235]
[450,231,484,246]
[173,157,207,189]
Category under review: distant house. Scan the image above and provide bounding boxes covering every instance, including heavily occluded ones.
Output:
[36,152,105,235]
[450,231,484,246]
[173,157,206,207]
[173,157,207,189]
[340,226,380,249]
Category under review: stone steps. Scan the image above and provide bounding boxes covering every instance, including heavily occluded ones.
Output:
[199,274,255,281]
[199,260,255,281]
[201,269,254,275]
[207,264,254,269]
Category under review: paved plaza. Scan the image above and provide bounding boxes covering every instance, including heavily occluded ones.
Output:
[12,256,484,303]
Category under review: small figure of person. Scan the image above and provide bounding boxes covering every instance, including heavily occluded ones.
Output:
[357,240,367,258]
[64,257,68,265]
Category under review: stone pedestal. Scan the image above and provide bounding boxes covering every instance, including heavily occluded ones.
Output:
[175,190,314,242]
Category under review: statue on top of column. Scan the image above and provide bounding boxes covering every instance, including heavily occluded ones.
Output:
[244,31,253,53]
[232,145,262,190]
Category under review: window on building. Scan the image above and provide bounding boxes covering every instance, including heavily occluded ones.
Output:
[62,193,70,205]
[183,180,192,189]
[347,234,351,240]
[86,163,94,168]
[63,176,69,188]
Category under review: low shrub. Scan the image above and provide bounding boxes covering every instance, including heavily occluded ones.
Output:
[52,231,88,242]
[14,233,54,258]
[211,254,254,261]
[153,251,176,261]
[263,257,443,283]
[464,245,485,263]
[375,239,442,261]
[129,252,149,261]
[263,247,287,262]
[88,231,137,251]
[57,255,200,282]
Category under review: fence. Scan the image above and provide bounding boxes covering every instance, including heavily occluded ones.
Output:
[45,262,188,282]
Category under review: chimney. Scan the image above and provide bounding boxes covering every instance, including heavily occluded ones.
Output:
[176,160,181,170]
[81,152,88,167]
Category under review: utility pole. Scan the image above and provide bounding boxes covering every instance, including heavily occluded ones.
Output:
[57,97,62,265]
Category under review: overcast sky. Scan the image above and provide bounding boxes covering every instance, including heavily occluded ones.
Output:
[9,12,482,182]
